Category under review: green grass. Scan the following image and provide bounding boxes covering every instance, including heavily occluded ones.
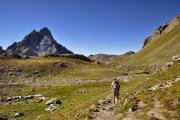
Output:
[115,61,180,119]
[0,82,112,120]
[0,57,119,81]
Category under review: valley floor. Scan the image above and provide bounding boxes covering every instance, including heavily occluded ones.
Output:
[0,57,179,120]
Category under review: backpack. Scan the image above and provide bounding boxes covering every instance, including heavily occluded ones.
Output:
[112,82,120,90]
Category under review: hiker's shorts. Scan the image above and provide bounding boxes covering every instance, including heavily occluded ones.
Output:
[113,90,119,97]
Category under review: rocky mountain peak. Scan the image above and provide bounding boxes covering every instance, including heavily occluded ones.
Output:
[39,27,53,39]
[0,46,3,50]
[123,51,135,56]
[142,15,180,48]
[6,27,73,56]
[0,46,6,55]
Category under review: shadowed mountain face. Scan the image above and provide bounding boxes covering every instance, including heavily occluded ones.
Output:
[0,46,6,54]
[6,27,73,56]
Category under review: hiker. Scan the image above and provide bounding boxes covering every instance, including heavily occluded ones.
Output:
[111,78,120,104]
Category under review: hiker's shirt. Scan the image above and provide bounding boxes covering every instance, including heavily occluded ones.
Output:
[111,81,120,93]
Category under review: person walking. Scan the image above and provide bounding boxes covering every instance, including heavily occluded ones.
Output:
[111,78,120,104]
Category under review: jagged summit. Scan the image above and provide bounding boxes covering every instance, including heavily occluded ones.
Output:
[6,27,73,56]
[39,27,53,39]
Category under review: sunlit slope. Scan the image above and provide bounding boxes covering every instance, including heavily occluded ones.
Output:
[128,24,180,65]
[0,55,119,81]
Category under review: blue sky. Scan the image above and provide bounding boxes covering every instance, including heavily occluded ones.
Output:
[0,0,180,55]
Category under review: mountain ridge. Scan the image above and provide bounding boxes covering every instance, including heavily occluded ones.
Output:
[89,51,135,63]
[6,27,73,56]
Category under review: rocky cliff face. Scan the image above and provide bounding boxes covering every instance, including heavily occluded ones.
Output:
[0,46,6,55]
[142,15,180,48]
[6,27,73,56]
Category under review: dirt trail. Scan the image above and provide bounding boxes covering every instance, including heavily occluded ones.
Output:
[90,77,180,120]
[89,94,118,120]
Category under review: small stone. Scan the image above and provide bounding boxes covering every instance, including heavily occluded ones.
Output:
[175,78,180,82]
[45,107,52,111]
[128,108,132,113]
[45,106,56,112]
[98,98,111,105]
[78,89,87,94]
[131,104,138,112]
[93,108,99,112]
[90,104,96,110]
[36,97,46,103]
[15,112,24,117]
[137,101,146,108]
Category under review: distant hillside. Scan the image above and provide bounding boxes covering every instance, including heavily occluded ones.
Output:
[112,15,180,65]
[6,27,73,56]
[88,54,117,63]
[89,51,135,63]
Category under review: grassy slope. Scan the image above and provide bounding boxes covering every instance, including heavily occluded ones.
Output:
[116,61,180,119]
[111,24,180,66]
[127,24,180,65]
[0,57,119,81]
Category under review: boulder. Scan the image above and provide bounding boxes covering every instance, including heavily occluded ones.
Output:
[23,95,34,100]
[36,97,46,103]
[175,78,180,82]
[98,98,111,105]
[172,55,180,61]
[165,62,174,67]
[34,94,43,97]
[45,98,62,106]
[147,84,160,91]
